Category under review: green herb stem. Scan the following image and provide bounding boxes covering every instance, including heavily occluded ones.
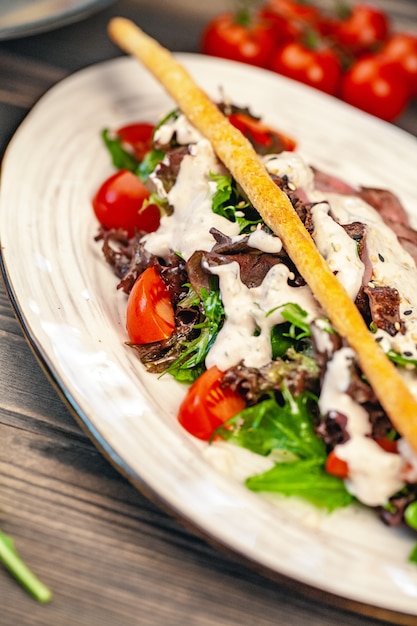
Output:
[0,531,52,603]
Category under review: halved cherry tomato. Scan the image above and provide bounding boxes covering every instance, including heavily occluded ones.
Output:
[340,54,410,121]
[178,366,246,440]
[381,33,417,97]
[325,450,349,479]
[126,266,175,344]
[92,169,160,237]
[200,11,277,68]
[116,123,155,161]
[332,4,390,55]
[271,40,342,95]
[228,112,296,152]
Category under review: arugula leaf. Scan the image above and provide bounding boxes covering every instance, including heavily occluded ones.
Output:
[246,458,354,511]
[0,530,52,602]
[218,387,325,460]
[101,128,139,172]
[269,304,312,358]
[267,302,311,338]
[210,173,263,233]
[218,386,353,512]
[270,325,295,359]
[167,284,225,382]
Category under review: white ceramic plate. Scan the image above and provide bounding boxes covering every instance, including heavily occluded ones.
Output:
[0,0,114,40]
[2,54,417,621]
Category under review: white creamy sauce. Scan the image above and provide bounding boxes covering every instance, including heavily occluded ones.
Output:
[146,117,417,507]
[143,139,240,260]
[311,202,364,301]
[310,191,417,360]
[206,261,321,370]
[247,225,283,254]
[335,437,405,507]
[319,348,371,439]
[320,347,406,506]
[153,112,203,146]
[263,152,315,192]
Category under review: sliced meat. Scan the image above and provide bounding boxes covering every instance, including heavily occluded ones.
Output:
[363,284,405,336]
[313,167,357,195]
[358,187,409,226]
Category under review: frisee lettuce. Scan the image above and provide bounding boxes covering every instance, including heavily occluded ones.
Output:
[167,283,225,383]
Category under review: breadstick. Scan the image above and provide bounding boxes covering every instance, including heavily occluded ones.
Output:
[108,17,417,450]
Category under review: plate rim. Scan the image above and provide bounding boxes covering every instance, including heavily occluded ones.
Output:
[0,0,114,40]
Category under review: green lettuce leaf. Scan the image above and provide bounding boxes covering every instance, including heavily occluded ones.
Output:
[246,458,354,511]
[218,387,325,460]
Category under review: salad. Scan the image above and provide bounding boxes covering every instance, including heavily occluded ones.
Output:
[92,100,417,560]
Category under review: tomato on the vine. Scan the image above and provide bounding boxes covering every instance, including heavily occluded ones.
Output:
[116,123,155,161]
[332,4,390,55]
[200,11,276,68]
[340,54,410,121]
[178,366,246,441]
[92,169,160,237]
[259,0,321,43]
[126,266,175,344]
[228,112,296,152]
[270,40,342,95]
[381,33,417,97]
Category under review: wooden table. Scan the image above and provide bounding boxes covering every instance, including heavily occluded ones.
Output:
[1,1,416,624]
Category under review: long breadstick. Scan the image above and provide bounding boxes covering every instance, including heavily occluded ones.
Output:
[108,17,417,450]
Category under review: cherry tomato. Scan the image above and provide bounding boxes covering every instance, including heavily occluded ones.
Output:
[381,33,417,97]
[200,11,277,68]
[340,54,410,121]
[228,112,296,152]
[126,266,175,344]
[325,450,349,479]
[92,169,160,237]
[116,123,155,161]
[178,366,246,440]
[259,0,321,43]
[332,4,390,55]
[270,40,342,95]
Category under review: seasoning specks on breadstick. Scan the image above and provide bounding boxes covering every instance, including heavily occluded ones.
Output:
[108,16,417,450]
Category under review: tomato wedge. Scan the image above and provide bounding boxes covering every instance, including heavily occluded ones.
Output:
[325,450,349,479]
[116,123,155,161]
[126,266,175,344]
[228,112,296,152]
[178,366,246,441]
